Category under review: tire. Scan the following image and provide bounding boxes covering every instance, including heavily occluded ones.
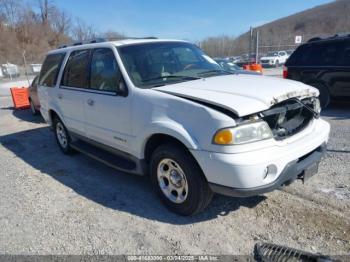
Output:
[311,82,330,109]
[150,143,213,216]
[275,60,280,68]
[29,99,37,115]
[53,116,74,154]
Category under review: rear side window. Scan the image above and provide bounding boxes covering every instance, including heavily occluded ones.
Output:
[338,40,350,66]
[31,75,39,88]
[62,50,90,88]
[39,53,65,87]
[90,48,122,92]
[287,41,344,67]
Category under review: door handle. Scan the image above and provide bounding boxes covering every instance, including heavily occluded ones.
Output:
[87,99,94,106]
[58,94,63,99]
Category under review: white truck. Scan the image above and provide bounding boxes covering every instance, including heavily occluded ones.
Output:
[260,51,289,67]
[38,39,330,215]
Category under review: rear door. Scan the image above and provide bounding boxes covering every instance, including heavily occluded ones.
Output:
[331,39,350,97]
[58,49,90,136]
[84,48,132,153]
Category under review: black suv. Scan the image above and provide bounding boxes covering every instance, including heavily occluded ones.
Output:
[284,35,350,108]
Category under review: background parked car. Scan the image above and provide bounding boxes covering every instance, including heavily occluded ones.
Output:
[284,34,350,108]
[286,49,295,56]
[28,75,40,115]
[260,51,289,68]
[30,64,42,75]
[235,53,257,67]
[1,63,20,78]
[225,56,241,64]
[214,59,261,75]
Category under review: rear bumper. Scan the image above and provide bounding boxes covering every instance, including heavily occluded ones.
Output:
[209,143,326,197]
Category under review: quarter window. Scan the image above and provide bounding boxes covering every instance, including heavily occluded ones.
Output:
[62,50,90,88]
[39,53,65,87]
[90,48,122,92]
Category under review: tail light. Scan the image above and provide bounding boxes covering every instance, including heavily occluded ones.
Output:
[283,66,288,78]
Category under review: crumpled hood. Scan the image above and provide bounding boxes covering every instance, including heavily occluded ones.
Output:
[154,74,318,117]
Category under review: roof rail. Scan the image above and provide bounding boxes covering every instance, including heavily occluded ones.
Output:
[56,36,159,49]
[57,44,67,49]
[89,38,106,43]
[307,37,322,43]
[307,33,350,43]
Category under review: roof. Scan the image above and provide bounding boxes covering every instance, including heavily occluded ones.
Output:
[307,33,350,43]
[48,38,189,55]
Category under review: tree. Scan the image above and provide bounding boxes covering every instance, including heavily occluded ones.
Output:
[71,18,97,42]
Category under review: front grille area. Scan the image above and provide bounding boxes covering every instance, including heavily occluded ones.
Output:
[261,59,270,63]
[261,98,315,140]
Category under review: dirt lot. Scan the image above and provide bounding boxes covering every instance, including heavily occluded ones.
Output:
[0,94,349,256]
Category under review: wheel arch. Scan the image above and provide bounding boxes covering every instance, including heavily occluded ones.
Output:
[48,109,65,128]
[143,133,191,164]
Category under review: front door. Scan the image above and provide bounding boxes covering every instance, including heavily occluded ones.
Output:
[84,48,132,153]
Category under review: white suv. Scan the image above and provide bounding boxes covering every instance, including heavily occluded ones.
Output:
[38,39,330,215]
[260,51,289,67]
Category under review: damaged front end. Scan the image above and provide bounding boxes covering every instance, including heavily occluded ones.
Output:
[241,97,321,140]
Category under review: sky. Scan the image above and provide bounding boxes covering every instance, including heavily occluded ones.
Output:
[54,0,333,41]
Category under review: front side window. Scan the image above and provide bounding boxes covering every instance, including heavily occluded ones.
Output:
[61,50,90,88]
[90,48,122,92]
[118,42,223,88]
[39,53,65,87]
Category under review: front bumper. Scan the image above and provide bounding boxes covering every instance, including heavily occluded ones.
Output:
[190,119,330,197]
[209,143,326,197]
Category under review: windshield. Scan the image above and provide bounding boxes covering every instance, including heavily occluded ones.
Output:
[267,51,278,57]
[118,42,226,88]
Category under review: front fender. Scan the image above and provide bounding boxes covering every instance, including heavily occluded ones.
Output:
[133,120,200,159]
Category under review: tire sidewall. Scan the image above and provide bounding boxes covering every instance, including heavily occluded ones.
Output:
[150,144,210,215]
[30,100,37,115]
[310,82,330,108]
[53,117,72,154]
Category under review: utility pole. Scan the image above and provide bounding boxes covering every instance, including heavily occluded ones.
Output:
[255,30,259,64]
[249,27,253,65]
[22,50,30,86]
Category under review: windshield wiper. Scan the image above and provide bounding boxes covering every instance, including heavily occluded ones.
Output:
[142,75,201,83]
[198,69,233,76]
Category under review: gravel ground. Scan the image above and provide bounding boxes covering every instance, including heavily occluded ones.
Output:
[0,95,349,256]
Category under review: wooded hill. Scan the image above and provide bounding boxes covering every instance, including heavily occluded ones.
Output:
[201,0,350,57]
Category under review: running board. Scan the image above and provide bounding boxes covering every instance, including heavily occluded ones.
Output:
[70,139,143,175]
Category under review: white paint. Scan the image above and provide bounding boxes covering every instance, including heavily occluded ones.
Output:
[39,39,330,190]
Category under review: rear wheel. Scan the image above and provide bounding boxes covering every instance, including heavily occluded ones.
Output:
[53,117,74,154]
[150,144,213,216]
[311,82,330,108]
[29,99,37,115]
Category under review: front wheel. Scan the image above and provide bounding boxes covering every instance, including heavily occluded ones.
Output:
[150,144,213,216]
